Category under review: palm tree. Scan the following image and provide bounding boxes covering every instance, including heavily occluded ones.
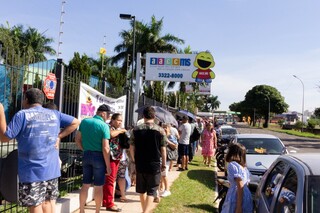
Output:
[21,27,56,62]
[112,15,184,74]
[203,95,220,112]
[0,24,55,64]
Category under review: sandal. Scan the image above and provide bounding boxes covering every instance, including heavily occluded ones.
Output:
[106,205,122,212]
[120,197,127,202]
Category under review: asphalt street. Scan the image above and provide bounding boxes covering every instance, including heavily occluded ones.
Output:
[232,123,320,153]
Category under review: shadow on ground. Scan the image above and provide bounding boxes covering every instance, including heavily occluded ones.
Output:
[187,169,217,190]
[185,203,218,213]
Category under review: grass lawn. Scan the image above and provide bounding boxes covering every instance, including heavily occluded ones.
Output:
[267,123,320,139]
[154,155,219,213]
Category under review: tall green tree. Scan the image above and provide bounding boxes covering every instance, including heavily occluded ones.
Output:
[68,52,91,77]
[112,15,184,74]
[202,95,220,112]
[0,23,55,64]
[314,107,320,118]
[21,27,56,62]
[117,16,184,102]
[231,85,289,127]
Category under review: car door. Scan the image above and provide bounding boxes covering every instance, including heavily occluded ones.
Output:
[255,161,288,212]
[273,168,298,213]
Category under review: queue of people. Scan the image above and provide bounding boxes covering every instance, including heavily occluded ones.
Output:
[1,89,248,213]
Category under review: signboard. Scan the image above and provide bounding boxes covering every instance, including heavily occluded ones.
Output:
[78,82,126,124]
[43,73,57,99]
[145,52,216,83]
[185,84,211,95]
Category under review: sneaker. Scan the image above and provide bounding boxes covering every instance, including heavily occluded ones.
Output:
[161,190,171,197]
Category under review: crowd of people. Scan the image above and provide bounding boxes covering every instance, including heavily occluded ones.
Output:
[1,88,244,213]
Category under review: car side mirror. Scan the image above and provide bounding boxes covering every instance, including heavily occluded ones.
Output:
[255,161,268,169]
[255,162,262,167]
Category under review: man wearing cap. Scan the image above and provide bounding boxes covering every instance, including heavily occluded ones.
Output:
[75,104,113,213]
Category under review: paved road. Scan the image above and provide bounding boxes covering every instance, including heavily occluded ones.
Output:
[232,123,320,153]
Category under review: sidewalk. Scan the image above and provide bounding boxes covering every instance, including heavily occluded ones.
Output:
[72,170,181,213]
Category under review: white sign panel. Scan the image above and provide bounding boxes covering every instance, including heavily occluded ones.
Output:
[78,82,126,122]
[185,84,211,95]
[145,52,216,83]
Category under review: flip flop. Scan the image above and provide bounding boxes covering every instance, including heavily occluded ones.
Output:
[120,197,127,202]
[106,205,122,212]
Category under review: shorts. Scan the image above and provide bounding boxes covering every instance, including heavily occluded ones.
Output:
[178,144,189,156]
[161,161,170,177]
[82,151,106,186]
[117,159,129,179]
[19,178,59,207]
[136,172,161,196]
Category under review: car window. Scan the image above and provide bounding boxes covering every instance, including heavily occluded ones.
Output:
[221,128,237,135]
[237,138,284,154]
[274,169,297,213]
[263,162,287,210]
[307,175,320,213]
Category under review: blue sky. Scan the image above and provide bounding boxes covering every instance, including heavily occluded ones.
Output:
[2,0,320,113]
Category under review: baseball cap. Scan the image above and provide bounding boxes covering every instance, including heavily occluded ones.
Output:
[97,104,114,113]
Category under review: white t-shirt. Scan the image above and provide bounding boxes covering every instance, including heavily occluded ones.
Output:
[178,123,191,145]
[170,126,179,139]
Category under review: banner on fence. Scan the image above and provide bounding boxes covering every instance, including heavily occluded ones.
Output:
[78,82,126,123]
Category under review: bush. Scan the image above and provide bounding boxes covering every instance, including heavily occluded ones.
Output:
[278,119,285,127]
[294,121,304,131]
[307,119,317,130]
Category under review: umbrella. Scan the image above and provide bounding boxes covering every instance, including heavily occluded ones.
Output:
[135,106,178,127]
[177,110,196,121]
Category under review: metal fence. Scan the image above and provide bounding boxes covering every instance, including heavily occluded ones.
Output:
[0,51,174,212]
[0,53,97,212]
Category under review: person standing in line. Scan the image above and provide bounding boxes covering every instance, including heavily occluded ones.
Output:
[129,106,167,213]
[103,113,126,212]
[165,123,179,171]
[188,118,200,162]
[160,123,178,197]
[178,116,191,171]
[115,149,130,202]
[0,88,80,213]
[75,104,113,213]
[201,122,217,166]
[215,124,222,145]
[195,117,204,152]
[169,123,180,141]
[221,143,253,213]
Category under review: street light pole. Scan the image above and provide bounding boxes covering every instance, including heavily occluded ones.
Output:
[120,13,136,127]
[293,75,305,125]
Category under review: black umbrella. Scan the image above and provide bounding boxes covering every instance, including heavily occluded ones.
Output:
[135,106,178,127]
[177,110,196,121]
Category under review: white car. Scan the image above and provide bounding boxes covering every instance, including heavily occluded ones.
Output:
[231,134,288,184]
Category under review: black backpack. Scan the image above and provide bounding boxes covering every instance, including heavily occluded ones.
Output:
[190,126,201,142]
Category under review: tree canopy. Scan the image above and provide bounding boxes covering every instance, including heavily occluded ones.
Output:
[0,23,55,64]
[112,15,184,73]
[230,85,289,127]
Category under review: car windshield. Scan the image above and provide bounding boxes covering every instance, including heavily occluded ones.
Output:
[222,128,237,135]
[237,138,284,154]
[307,175,320,213]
